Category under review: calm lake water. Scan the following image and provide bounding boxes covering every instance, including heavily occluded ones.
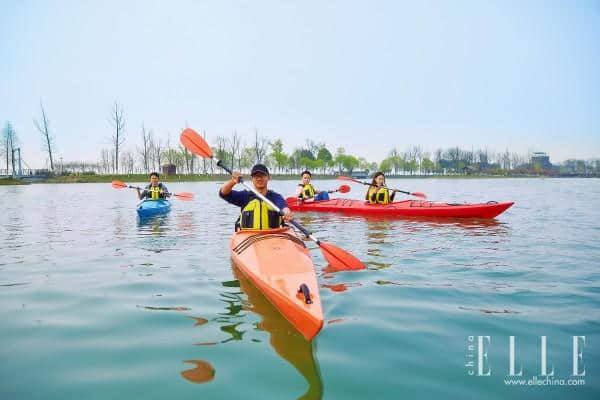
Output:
[1,178,599,399]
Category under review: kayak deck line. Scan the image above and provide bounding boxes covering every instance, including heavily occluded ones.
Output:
[232,232,306,255]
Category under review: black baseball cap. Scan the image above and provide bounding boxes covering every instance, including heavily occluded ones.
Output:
[251,164,270,176]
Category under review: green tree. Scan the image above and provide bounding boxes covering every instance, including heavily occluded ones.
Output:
[299,149,315,160]
[240,147,255,171]
[380,158,393,173]
[312,158,324,173]
[405,159,417,175]
[289,148,303,172]
[391,156,404,175]
[421,158,435,174]
[317,147,332,163]
[299,156,313,170]
[270,139,288,173]
[341,155,359,174]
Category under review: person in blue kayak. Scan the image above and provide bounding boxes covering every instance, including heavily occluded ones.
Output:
[295,170,329,203]
[220,164,293,230]
[365,172,396,204]
[137,172,171,200]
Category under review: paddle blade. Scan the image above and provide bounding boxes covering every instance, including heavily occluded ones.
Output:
[338,184,351,193]
[411,192,427,199]
[319,242,365,271]
[173,192,194,201]
[112,180,127,189]
[180,128,213,158]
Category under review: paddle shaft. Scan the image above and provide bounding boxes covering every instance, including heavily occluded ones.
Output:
[344,177,413,195]
[124,184,178,196]
[216,160,319,242]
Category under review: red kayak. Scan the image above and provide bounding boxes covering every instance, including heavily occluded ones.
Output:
[286,197,514,219]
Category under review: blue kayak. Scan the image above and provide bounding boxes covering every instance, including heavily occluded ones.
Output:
[137,200,171,218]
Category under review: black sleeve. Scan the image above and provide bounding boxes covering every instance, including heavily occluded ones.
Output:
[389,190,396,202]
[140,184,150,199]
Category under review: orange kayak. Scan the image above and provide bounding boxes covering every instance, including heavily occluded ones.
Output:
[230,228,323,340]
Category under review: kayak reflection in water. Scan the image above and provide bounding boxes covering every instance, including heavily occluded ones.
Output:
[365,172,396,204]
[219,164,293,231]
[136,172,170,200]
[232,266,323,400]
[295,170,328,204]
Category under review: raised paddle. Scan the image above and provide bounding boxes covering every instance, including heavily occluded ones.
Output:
[111,180,194,200]
[180,128,364,271]
[338,175,427,199]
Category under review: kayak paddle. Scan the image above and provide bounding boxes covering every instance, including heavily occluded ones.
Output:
[180,128,364,271]
[327,184,351,194]
[338,175,426,199]
[111,180,194,200]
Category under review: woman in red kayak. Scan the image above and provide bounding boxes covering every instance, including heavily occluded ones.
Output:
[220,164,293,230]
[365,172,396,204]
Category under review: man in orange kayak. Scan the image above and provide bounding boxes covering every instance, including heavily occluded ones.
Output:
[219,164,293,230]
[136,172,171,200]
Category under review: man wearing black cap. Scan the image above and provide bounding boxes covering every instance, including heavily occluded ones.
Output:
[219,163,293,230]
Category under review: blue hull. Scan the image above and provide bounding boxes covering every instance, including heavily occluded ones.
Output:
[137,200,171,218]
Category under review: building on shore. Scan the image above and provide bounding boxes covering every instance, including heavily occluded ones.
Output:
[531,152,552,170]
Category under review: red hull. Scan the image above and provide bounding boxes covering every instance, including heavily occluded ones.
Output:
[286,198,514,219]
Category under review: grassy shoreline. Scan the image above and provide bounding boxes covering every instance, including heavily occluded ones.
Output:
[0,178,30,185]
[1,173,596,185]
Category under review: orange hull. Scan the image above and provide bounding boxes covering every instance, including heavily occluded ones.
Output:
[230,228,323,340]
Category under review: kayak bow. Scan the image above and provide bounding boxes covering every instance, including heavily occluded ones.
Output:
[230,228,323,340]
[137,199,171,218]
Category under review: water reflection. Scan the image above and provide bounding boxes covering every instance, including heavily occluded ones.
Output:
[181,267,324,397]
[366,219,392,245]
[174,211,197,235]
[181,359,216,384]
[364,219,393,270]
[231,265,324,400]
[137,214,170,233]
[360,214,505,228]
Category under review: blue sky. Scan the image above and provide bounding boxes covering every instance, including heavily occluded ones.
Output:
[1,0,599,168]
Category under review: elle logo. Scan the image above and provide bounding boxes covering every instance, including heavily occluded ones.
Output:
[465,336,586,377]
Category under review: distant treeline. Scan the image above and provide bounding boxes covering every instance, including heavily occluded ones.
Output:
[16,142,599,178]
[3,105,599,178]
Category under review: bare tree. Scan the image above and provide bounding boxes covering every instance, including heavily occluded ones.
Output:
[100,149,111,174]
[202,130,207,174]
[180,145,193,173]
[213,135,228,162]
[501,149,511,170]
[252,128,269,164]
[120,150,135,174]
[2,122,17,175]
[109,102,125,173]
[153,139,163,172]
[138,124,151,173]
[229,130,241,170]
[34,101,55,171]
